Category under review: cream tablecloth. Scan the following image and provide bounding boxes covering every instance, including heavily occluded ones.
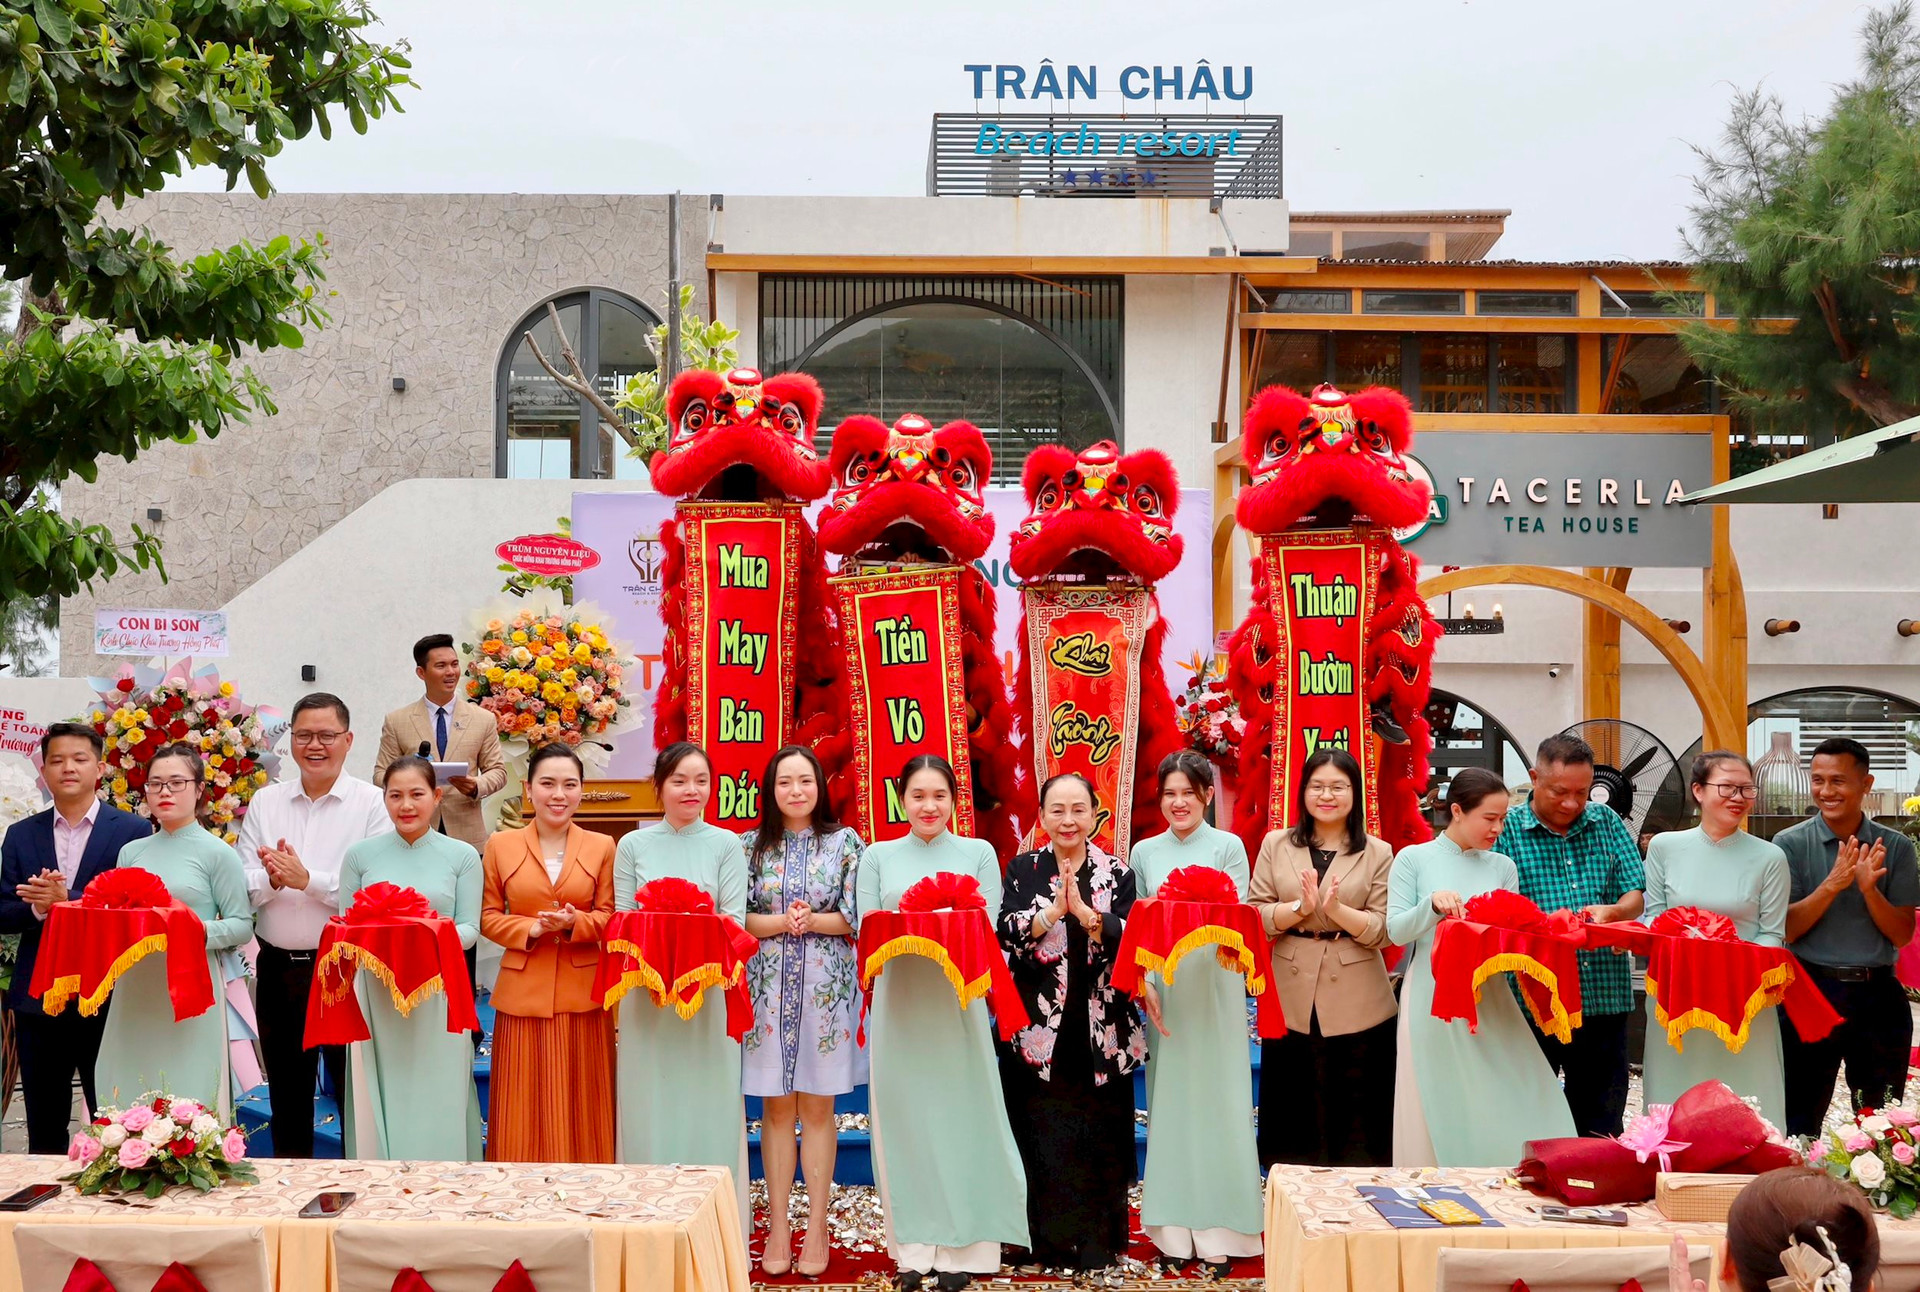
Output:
[0,1156,748,1292]
[1264,1165,1732,1292]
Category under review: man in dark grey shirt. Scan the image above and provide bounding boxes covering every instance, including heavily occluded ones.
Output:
[1780,737,1920,1137]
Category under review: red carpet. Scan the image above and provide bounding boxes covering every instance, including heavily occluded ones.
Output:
[750,1196,1263,1289]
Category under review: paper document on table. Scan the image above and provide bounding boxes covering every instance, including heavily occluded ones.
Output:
[430,762,470,781]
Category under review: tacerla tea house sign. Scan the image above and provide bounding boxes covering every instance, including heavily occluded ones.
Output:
[1394,432,1714,568]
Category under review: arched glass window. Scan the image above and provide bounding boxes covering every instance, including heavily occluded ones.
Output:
[1422,688,1532,833]
[1678,686,1920,838]
[796,300,1120,484]
[497,289,660,480]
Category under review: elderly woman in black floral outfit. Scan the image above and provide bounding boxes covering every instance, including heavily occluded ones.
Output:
[996,772,1146,1272]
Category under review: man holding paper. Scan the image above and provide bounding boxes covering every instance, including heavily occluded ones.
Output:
[374,633,508,853]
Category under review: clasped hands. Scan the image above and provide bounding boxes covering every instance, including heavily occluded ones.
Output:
[782,900,824,936]
[1822,835,1890,898]
[1293,866,1346,920]
[18,869,68,917]
[1038,853,1101,935]
[534,904,581,937]
[258,839,312,892]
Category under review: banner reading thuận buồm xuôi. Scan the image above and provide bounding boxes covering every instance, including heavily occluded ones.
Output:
[1263,526,1385,839]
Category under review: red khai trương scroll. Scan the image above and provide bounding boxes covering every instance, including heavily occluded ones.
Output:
[1021,583,1150,860]
[832,564,975,844]
[680,501,803,828]
[1262,527,1385,837]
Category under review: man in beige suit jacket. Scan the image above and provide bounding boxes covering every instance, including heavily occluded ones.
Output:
[373,633,508,853]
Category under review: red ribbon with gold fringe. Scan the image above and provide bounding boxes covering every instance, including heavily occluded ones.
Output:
[857,908,1028,1040]
[304,901,479,1047]
[1111,898,1287,1038]
[29,899,213,1022]
[593,909,759,1040]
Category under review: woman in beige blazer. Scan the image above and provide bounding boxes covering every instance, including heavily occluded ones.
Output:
[1248,747,1397,1168]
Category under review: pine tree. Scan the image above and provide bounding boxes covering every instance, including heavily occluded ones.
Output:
[1681,1,1920,437]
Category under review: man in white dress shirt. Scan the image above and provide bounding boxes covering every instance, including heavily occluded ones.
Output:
[235,693,390,1157]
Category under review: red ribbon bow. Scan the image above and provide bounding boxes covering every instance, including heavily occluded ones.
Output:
[1649,906,1739,942]
[61,1259,210,1292]
[632,876,717,915]
[346,881,438,922]
[80,867,171,910]
[899,871,986,912]
[390,1263,537,1292]
[1155,865,1240,905]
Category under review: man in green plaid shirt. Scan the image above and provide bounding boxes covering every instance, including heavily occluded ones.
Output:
[1504,734,1646,1137]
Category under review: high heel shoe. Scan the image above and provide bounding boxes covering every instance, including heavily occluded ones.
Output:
[795,1230,830,1279]
[761,1220,793,1278]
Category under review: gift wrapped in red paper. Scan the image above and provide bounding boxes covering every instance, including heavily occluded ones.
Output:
[858,872,1027,1041]
[1110,873,1286,1039]
[27,868,214,1021]
[1596,906,1843,1053]
[1428,891,1586,1042]
[594,879,760,1040]
[303,882,480,1046]
[1519,1136,1658,1205]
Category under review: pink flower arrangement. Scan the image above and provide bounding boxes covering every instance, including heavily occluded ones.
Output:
[63,1089,258,1198]
[1816,1103,1920,1217]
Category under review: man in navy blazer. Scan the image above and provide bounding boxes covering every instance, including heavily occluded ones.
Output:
[0,722,152,1152]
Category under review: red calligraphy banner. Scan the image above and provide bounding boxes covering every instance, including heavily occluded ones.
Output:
[682,502,803,828]
[832,566,975,844]
[1021,583,1149,860]
[1263,527,1383,837]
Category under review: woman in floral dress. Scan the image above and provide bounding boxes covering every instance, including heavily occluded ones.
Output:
[740,745,865,1279]
[996,772,1144,1272]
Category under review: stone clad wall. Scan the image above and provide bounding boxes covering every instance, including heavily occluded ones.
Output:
[57,191,703,675]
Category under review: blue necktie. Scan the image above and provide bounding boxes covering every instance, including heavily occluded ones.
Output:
[435,707,448,761]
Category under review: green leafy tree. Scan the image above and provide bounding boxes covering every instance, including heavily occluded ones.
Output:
[0,0,412,606]
[1681,1,1920,435]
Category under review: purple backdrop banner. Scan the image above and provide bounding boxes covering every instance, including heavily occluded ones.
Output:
[571,488,1214,779]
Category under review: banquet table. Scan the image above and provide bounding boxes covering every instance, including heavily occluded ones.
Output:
[1263,1164,1810,1292]
[0,1156,748,1292]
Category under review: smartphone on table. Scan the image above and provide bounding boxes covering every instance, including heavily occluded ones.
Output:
[1540,1205,1630,1227]
[297,1190,357,1219]
[0,1184,62,1212]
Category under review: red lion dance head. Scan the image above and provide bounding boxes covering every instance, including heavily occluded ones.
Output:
[1010,441,1184,582]
[1236,383,1429,534]
[650,367,828,502]
[819,414,997,562]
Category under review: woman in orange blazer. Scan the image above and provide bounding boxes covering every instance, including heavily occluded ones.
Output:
[481,743,617,1162]
[1247,747,1398,1169]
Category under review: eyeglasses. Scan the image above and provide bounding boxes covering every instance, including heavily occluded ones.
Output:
[290,730,347,747]
[1307,783,1352,799]
[1706,782,1760,800]
[148,778,197,794]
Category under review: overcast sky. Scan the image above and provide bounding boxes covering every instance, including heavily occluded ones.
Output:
[171,0,1870,261]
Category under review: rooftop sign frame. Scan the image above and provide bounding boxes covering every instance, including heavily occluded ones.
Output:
[926,112,1282,200]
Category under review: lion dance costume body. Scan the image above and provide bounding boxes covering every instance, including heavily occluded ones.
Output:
[1225,383,1440,857]
[1010,440,1185,858]
[652,367,844,827]
[817,413,1022,861]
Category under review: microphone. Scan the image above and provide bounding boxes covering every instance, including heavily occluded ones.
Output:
[417,741,432,759]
